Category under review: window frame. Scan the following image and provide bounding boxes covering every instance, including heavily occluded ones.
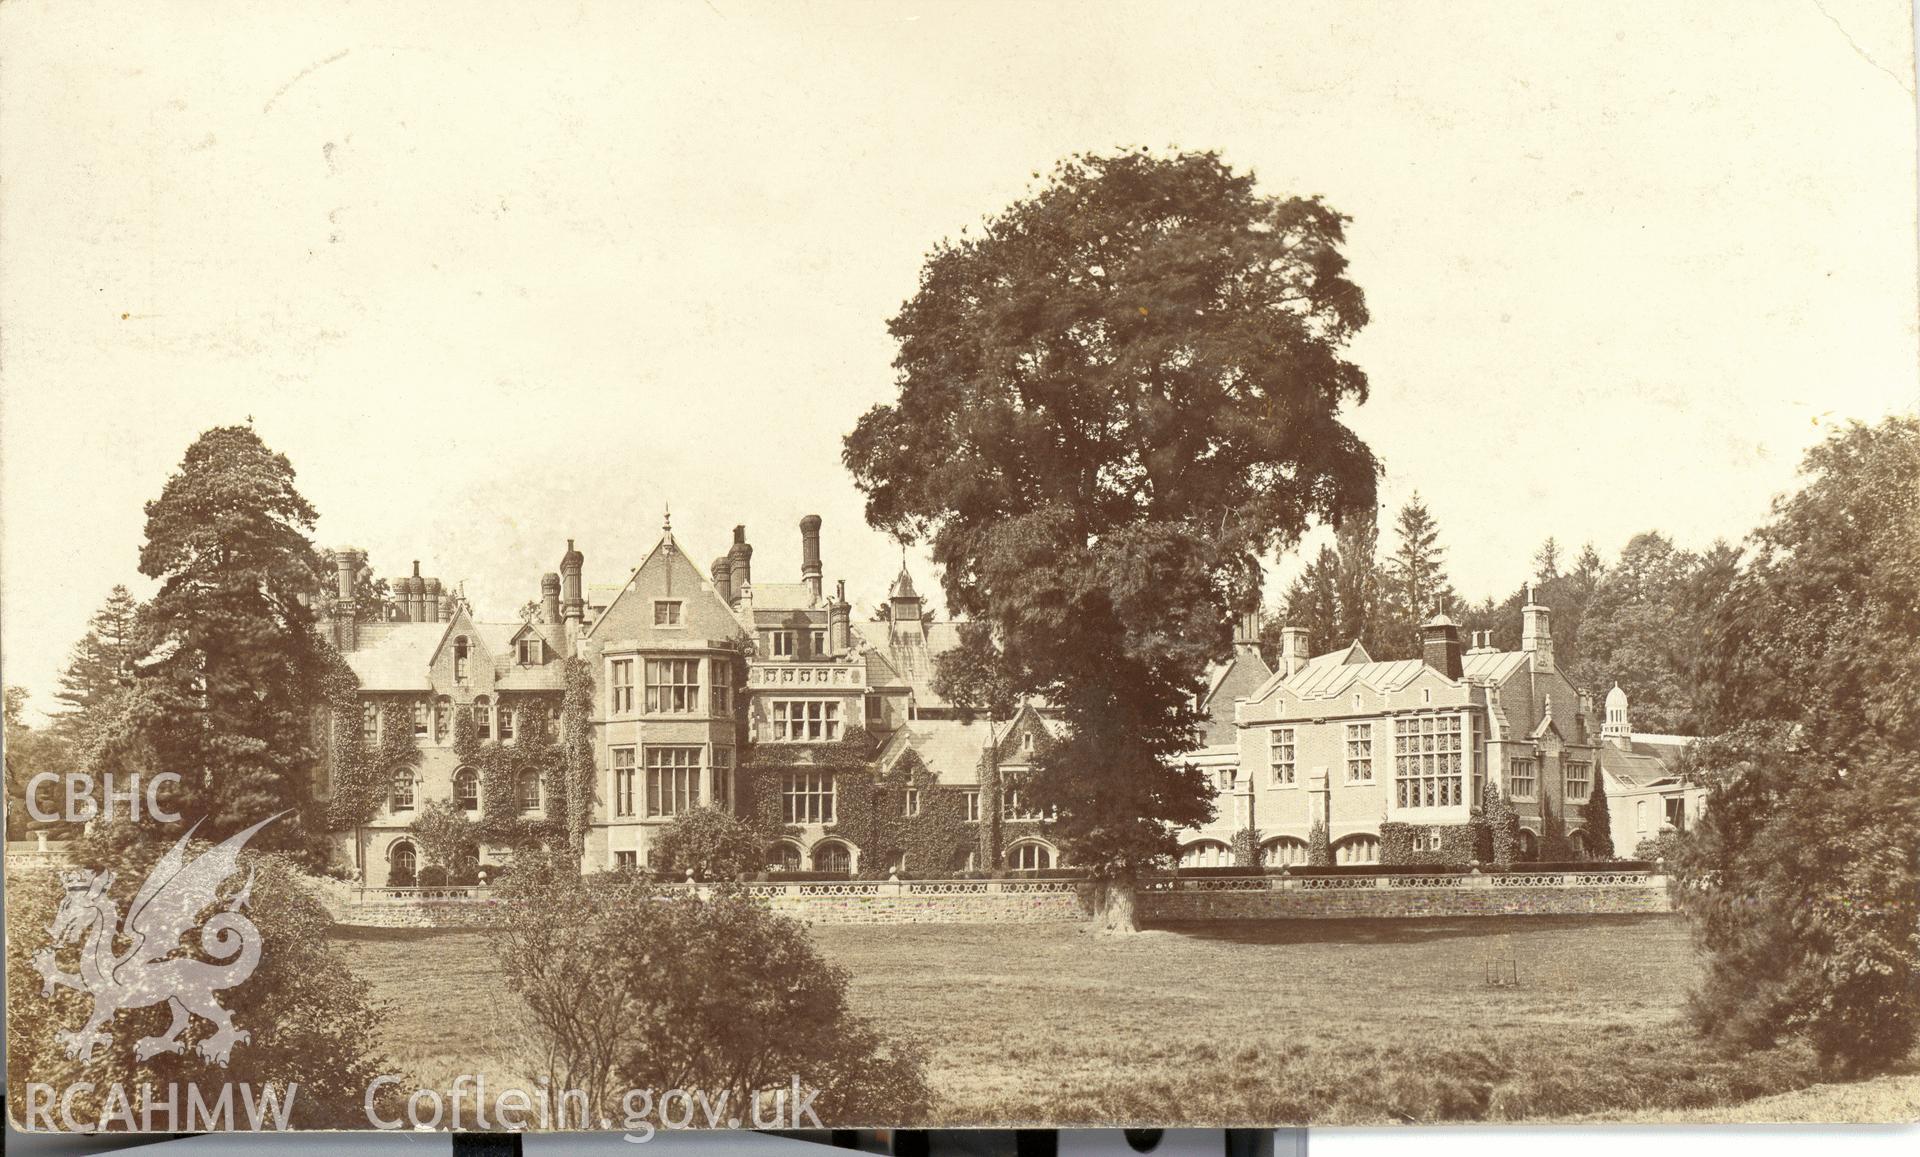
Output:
[609,658,635,715]
[1345,721,1375,783]
[1269,726,1296,786]
[770,698,841,742]
[391,771,415,813]
[902,787,921,817]
[768,630,796,658]
[644,657,701,715]
[652,599,685,627]
[1565,759,1592,802]
[782,770,835,824]
[643,746,702,819]
[1508,756,1538,801]
[453,767,479,811]
[1393,713,1465,808]
[612,745,637,817]
[962,790,981,822]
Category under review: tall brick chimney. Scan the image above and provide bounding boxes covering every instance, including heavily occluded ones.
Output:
[1280,626,1310,677]
[829,579,852,657]
[799,514,823,606]
[1234,606,1261,657]
[1521,583,1554,674]
[406,563,425,622]
[1421,611,1463,680]
[541,572,562,626]
[727,526,753,607]
[560,540,584,623]
[710,556,733,605]
[424,577,443,623]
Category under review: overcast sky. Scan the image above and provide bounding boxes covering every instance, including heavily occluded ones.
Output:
[3,0,1915,720]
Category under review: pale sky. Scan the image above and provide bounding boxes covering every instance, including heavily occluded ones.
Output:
[3,0,1916,721]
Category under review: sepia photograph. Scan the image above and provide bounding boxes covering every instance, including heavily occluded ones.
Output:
[2,0,1917,1143]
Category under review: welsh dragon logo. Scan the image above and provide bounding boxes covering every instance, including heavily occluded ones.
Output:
[32,813,283,1067]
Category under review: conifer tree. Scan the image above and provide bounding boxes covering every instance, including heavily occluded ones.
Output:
[134,425,331,860]
[53,585,141,732]
[1583,765,1614,859]
[1380,493,1455,656]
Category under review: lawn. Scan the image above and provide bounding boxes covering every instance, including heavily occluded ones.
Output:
[333,913,1897,1126]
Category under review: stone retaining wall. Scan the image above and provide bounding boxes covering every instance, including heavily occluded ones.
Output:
[327,872,1670,928]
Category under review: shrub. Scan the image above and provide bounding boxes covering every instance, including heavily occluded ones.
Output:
[1306,820,1331,867]
[1582,769,1615,858]
[1483,782,1520,866]
[495,851,931,1127]
[1230,826,1262,869]
[1633,830,1685,861]
[651,806,763,881]
[5,824,400,1127]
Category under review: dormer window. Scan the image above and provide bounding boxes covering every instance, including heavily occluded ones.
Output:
[654,600,684,627]
[453,637,470,683]
[518,637,544,665]
[768,630,796,659]
[810,628,828,656]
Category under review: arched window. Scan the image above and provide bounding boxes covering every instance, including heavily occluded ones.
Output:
[454,767,479,811]
[1569,829,1590,860]
[517,771,541,812]
[1636,800,1650,832]
[768,842,802,872]
[1262,837,1310,867]
[812,841,853,875]
[388,841,417,887]
[474,695,491,740]
[1180,840,1231,868]
[1517,828,1539,860]
[1007,841,1053,871]
[391,771,415,813]
[952,848,979,874]
[454,636,470,682]
[1332,834,1380,865]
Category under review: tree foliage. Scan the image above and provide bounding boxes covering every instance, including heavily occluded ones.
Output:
[1672,416,1920,1076]
[844,150,1378,929]
[53,585,142,732]
[652,806,764,880]
[5,825,399,1127]
[132,426,332,861]
[1379,493,1456,657]
[495,853,932,1127]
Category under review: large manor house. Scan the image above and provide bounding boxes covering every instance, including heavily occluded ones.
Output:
[317,517,1698,888]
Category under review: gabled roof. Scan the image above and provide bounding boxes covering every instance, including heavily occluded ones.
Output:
[1598,733,1696,788]
[879,716,991,786]
[1249,642,1533,707]
[340,622,449,691]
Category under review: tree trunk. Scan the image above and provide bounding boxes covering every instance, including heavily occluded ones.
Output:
[1092,873,1141,935]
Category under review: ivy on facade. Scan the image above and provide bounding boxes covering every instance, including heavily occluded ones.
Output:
[319,647,420,831]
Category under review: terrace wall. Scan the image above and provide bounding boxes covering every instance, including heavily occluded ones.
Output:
[324,870,1672,928]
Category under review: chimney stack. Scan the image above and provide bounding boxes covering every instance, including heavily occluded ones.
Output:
[727,526,753,607]
[1421,611,1463,680]
[330,547,364,650]
[1521,583,1554,674]
[1279,626,1310,677]
[799,515,823,606]
[830,580,852,657]
[710,556,733,605]
[407,562,425,622]
[424,577,443,623]
[560,540,585,622]
[1234,606,1261,655]
[541,572,562,626]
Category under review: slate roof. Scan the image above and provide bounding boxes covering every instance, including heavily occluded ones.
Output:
[341,622,449,691]
[880,716,992,786]
[1248,644,1530,706]
[1599,734,1695,788]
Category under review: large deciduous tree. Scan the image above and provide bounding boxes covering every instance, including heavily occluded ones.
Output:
[1673,416,1920,1075]
[135,425,331,860]
[844,150,1378,931]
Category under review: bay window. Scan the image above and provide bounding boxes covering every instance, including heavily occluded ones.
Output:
[644,747,701,818]
[1394,714,1464,807]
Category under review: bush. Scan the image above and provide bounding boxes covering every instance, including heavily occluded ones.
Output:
[1633,831,1685,861]
[495,851,931,1128]
[1230,826,1262,869]
[5,824,400,1128]
[418,864,449,888]
[651,806,763,881]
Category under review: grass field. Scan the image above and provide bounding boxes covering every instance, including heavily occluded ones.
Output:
[333,913,1910,1125]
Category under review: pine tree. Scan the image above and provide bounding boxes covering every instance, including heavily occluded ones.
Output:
[53,585,141,730]
[1532,536,1562,582]
[135,425,331,860]
[1381,493,1455,657]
